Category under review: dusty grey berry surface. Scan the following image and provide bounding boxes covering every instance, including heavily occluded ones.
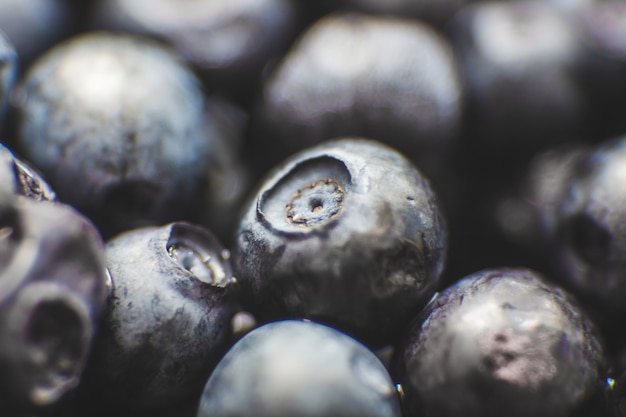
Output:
[15,32,232,237]
[234,138,447,345]
[80,222,238,411]
[198,319,402,417]
[395,268,606,417]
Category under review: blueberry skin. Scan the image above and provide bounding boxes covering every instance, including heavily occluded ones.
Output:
[16,33,236,238]
[234,138,447,345]
[524,144,589,238]
[448,1,584,156]
[0,142,56,201]
[553,136,626,316]
[79,222,238,411]
[395,268,606,417]
[253,12,462,176]
[198,319,402,417]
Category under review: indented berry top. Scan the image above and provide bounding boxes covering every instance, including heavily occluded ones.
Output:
[234,138,447,345]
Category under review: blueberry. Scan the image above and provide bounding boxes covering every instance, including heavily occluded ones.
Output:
[553,136,626,318]
[90,0,299,101]
[394,268,607,417]
[198,319,402,417]
[15,33,242,238]
[0,142,56,201]
[448,1,584,157]
[0,196,109,413]
[252,12,462,178]
[523,143,590,237]
[234,138,447,345]
[79,222,238,411]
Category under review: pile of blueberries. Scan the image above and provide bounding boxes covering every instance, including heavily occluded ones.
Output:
[3,0,626,416]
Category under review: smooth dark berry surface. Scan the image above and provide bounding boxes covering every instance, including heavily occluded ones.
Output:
[198,319,402,417]
[234,138,447,345]
[395,268,606,417]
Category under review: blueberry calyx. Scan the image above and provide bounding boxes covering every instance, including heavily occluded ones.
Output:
[285,178,345,227]
[12,159,57,202]
[166,223,233,287]
[257,155,352,235]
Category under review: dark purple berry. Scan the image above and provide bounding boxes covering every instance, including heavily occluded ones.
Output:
[234,138,447,346]
[395,268,606,417]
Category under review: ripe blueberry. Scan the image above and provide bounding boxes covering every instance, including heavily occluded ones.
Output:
[553,136,626,317]
[79,222,238,411]
[252,12,462,178]
[448,1,583,157]
[15,33,242,238]
[198,319,402,417]
[234,138,447,346]
[394,268,606,417]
